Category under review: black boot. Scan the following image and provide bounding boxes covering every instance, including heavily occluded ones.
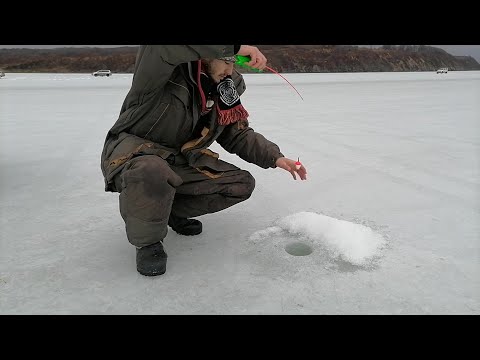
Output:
[136,242,167,276]
[168,214,202,236]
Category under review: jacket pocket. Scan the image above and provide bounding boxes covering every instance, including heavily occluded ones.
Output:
[194,158,240,179]
[194,155,240,172]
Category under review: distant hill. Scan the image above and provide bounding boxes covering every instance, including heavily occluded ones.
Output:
[259,45,480,72]
[0,45,479,73]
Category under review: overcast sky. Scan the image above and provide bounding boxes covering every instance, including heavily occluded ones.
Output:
[0,45,479,62]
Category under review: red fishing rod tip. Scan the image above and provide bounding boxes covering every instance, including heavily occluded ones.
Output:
[265,66,304,101]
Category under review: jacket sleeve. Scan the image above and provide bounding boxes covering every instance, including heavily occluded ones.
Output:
[216,119,284,169]
[130,45,237,94]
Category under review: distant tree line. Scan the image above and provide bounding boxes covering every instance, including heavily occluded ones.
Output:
[0,45,478,73]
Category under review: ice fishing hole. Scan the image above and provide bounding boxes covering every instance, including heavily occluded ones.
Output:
[285,242,313,256]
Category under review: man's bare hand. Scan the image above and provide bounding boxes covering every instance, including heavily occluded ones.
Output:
[275,157,308,181]
[237,45,268,71]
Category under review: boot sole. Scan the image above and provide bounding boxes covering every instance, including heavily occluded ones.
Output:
[171,228,202,236]
[137,267,166,276]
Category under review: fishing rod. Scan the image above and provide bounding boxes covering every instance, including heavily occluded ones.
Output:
[234,55,304,101]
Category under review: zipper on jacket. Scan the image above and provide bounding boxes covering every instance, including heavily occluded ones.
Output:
[143,103,170,139]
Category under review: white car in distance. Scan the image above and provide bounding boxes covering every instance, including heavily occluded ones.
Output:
[92,70,112,77]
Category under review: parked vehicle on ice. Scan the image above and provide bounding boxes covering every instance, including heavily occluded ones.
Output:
[92,69,112,77]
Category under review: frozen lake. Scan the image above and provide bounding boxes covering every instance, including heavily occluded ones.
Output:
[1,70,479,314]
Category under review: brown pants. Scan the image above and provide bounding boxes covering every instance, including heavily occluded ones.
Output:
[113,155,255,248]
